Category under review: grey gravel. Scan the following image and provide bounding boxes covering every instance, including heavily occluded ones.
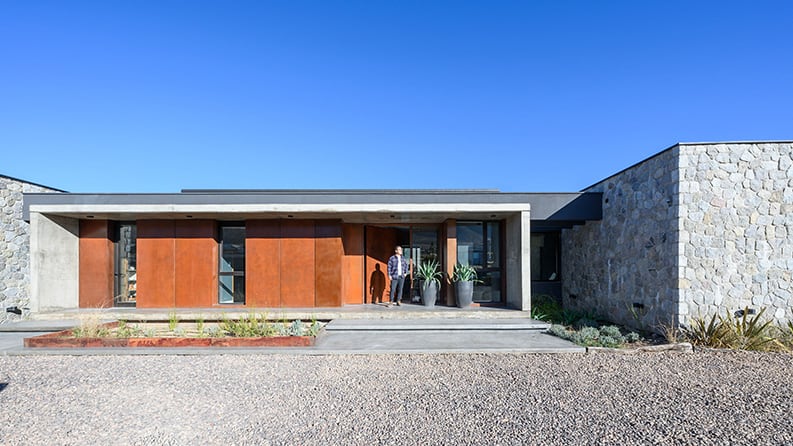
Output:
[0,352,791,445]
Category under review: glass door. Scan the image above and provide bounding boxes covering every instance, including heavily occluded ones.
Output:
[113,222,137,307]
[457,221,502,303]
[406,227,440,303]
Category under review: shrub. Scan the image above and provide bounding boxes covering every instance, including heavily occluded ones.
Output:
[685,307,785,351]
[599,325,622,338]
[625,332,642,343]
[547,324,638,348]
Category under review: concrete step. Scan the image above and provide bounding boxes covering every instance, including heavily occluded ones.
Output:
[325,318,549,332]
[0,320,86,332]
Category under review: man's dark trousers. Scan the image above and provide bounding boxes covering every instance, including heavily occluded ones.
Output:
[390,276,405,304]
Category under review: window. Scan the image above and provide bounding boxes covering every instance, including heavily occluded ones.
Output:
[457,221,502,303]
[218,224,245,304]
[531,232,560,281]
[113,222,137,307]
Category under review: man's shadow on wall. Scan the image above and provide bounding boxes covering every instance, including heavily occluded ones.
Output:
[369,264,386,304]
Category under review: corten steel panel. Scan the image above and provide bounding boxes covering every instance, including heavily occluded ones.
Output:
[342,224,364,304]
[174,220,217,308]
[442,219,457,306]
[280,220,315,307]
[365,226,397,304]
[136,220,176,308]
[246,220,281,307]
[315,220,343,307]
[79,220,114,308]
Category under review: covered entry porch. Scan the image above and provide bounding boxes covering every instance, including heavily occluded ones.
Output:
[24,190,541,314]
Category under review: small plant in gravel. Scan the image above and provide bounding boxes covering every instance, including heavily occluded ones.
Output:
[685,307,784,351]
[548,324,641,348]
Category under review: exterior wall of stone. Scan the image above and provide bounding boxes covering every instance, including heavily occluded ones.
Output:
[0,176,61,323]
[678,142,793,324]
[561,147,682,329]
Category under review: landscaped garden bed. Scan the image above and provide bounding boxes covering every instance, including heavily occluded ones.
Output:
[24,314,324,348]
[533,294,793,353]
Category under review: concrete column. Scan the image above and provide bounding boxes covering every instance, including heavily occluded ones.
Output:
[506,210,531,311]
[30,213,79,312]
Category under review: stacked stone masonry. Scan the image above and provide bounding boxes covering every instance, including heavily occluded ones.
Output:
[562,142,793,331]
[561,147,681,329]
[679,143,793,325]
[0,176,60,323]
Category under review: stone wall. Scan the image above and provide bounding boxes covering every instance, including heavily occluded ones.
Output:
[0,175,61,323]
[678,142,793,324]
[561,147,681,330]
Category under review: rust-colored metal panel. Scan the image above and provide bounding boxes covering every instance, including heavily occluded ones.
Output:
[365,226,397,304]
[136,220,176,308]
[315,220,342,307]
[342,224,364,304]
[79,220,114,308]
[442,219,457,306]
[280,220,315,307]
[246,220,281,308]
[174,220,217,308]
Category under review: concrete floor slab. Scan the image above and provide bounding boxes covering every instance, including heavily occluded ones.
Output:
[325,318,549,331]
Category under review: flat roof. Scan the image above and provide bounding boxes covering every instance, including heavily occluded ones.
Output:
[23,190,602,223]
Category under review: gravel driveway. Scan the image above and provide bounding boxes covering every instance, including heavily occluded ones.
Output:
[0,352,791,445]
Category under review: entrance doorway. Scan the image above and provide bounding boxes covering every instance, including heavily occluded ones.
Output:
[364,225,441,305]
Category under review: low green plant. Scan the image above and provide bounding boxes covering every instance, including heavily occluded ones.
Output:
[289,320,305,336]
[308,320,322,337]
[219,313,279,337]
[685,307,784,351]
[722,308,779,351]
[655,319,685,344]
[625,332,642,343]
[530,295,563,322]
[781,321,793,349]
[196,316,205,336]
[115,320,135,338]
[416,260,443,287]
[548,324,634,348]
[72,315,110,338]
[168,310,179,331]
[451,263,480,283]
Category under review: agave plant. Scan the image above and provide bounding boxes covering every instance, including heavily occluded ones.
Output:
[415,260,443,286]
[452,263,480,283]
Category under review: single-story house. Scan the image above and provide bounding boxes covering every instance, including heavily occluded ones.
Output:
[3,141,791,330]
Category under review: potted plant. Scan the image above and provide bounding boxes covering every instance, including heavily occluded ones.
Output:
[415,260,443,307]
[452,263,479,308]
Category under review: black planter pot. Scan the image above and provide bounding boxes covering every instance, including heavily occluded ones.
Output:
[455,281,474,308]
[421,280,438,307]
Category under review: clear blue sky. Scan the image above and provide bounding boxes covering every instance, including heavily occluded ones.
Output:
[2,1,791,193]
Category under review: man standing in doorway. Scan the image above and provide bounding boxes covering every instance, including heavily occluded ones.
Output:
[387,245,411,306]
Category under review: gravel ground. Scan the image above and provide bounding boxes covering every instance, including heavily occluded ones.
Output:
[0,351,791,445]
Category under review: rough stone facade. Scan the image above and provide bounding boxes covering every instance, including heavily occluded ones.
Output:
[0,175,61,323]
[561,146,681,329]
[562,142,793,331]
[678,143,793,324]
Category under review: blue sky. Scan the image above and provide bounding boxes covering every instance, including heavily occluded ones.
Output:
[2,1,792,193]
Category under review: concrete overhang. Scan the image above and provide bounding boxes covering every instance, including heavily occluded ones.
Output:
[23,190,601,224]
